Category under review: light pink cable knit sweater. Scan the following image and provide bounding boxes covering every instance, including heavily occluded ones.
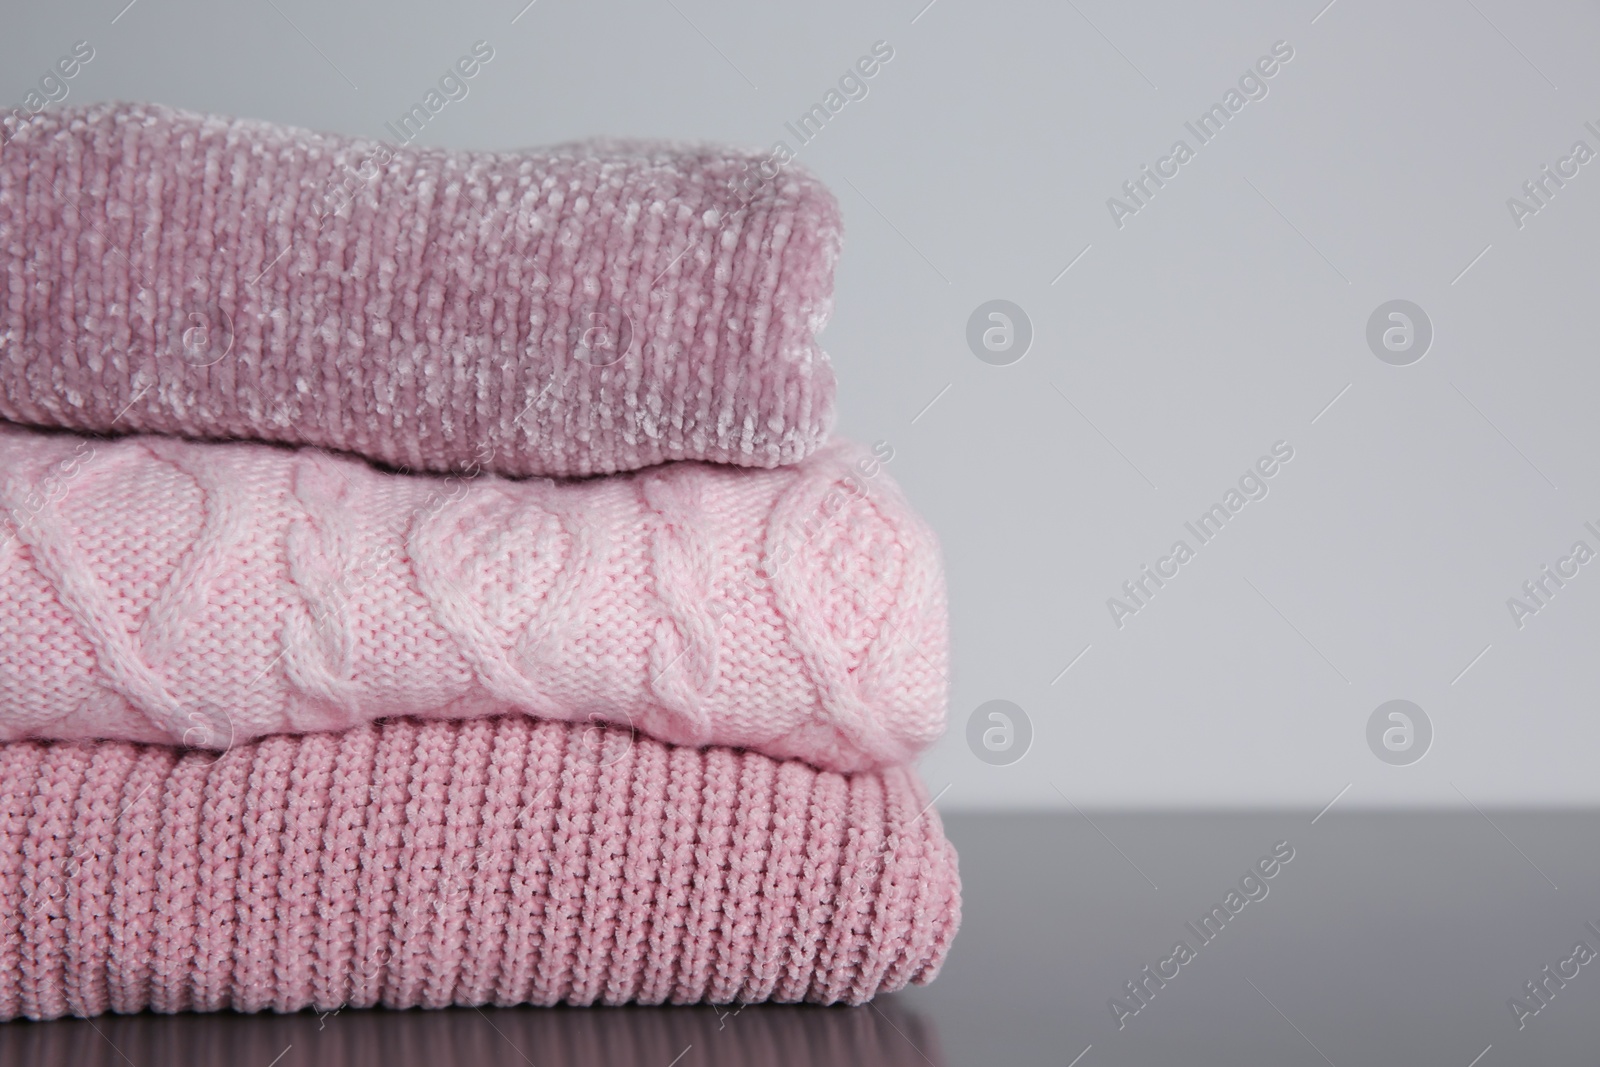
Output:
[0,716,961,1019]
[0,102,839,477]
[0,427,945,772]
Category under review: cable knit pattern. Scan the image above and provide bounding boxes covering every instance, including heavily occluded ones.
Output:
[0,717,961,1020]
[0,101,840,477]
[0,426,947,773]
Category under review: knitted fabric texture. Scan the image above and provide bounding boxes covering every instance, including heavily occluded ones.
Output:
[0,716,962,1020]
[0,427,946,773]
[0,101,840,477]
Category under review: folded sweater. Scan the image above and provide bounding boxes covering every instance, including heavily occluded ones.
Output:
[0,101,839,477]
[0,427,946,773]
[0,715,961,1020]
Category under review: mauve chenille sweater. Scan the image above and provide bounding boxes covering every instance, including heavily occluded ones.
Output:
[0,102,840,477]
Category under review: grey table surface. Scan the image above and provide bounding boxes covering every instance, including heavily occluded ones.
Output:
[3,810,1595,1066]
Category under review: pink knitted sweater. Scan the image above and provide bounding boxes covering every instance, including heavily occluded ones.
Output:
[0,716,961,1019]
[0,102,839,477]
[0,427,946,773]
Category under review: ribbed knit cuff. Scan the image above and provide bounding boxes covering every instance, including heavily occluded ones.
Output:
[0,717,959,1020]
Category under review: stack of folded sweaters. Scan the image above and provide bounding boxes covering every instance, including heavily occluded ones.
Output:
[0,103,959,1020]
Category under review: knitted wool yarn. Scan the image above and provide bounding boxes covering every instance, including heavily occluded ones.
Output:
[0,427,946,773]
[0,102,839,477]
[0,716,961,1019]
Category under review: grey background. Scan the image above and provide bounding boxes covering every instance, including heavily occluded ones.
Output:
[7,0,1599,809]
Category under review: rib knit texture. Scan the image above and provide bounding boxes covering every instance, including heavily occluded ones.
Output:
[0,716,961,1021]
[0,427,946,773]
[0,102,840,477]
